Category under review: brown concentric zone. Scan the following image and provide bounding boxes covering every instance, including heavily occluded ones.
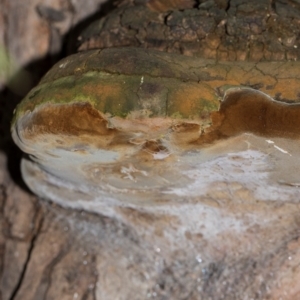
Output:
[23,102,114,137]
[18,102,203,156]
[197,88,300,145]
[18,88,300,158]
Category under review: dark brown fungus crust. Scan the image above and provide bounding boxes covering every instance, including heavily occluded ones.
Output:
[198,88,300,145]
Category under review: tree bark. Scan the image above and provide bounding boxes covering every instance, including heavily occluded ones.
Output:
[79,0,300,61]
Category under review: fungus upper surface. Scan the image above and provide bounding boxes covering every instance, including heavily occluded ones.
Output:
[11,47,300,212]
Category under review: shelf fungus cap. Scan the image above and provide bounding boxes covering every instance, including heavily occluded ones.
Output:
[11,48,300,213]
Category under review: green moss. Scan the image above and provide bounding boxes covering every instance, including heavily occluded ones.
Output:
[12,70,222,127]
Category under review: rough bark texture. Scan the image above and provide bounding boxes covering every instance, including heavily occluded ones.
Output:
[79,0,300,61]
[2,1,300,300]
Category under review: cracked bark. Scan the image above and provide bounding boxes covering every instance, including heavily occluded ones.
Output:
[2,0,300,299]
[79,0,300,61]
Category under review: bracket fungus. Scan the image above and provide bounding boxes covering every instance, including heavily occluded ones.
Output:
[11,47,300,214]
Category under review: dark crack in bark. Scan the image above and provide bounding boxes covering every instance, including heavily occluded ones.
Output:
[7,208,43,300]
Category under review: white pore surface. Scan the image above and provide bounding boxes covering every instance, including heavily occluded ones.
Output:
[20,132,300,207]
[18,131,300,249]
